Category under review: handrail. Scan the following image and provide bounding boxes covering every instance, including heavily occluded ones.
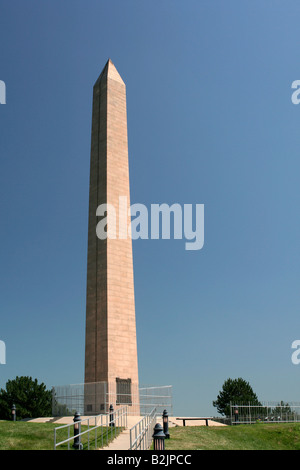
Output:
[54,405,128,450]
[129,407,157,450]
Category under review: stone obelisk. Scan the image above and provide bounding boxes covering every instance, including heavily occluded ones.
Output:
[84,59,139,414]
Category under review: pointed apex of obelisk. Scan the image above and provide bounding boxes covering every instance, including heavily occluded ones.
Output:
[107,58,125,84]
[94,59,125,87]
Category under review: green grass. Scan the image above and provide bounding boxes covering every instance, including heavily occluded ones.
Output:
[164,423,300,450]
[0,420,123,450]
[2,420,300,450]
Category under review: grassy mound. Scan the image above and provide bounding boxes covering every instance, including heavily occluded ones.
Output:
[0,420,121,450]
[165,423,300,450]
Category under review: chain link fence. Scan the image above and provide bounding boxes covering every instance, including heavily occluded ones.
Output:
[52,382,172,417]
[230,401,300,425]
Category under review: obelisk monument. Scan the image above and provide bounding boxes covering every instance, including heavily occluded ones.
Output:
[84,59,139,414]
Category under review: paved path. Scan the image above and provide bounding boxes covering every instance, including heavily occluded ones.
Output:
[101,415,144,450]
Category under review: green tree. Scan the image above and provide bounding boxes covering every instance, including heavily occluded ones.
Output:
[213,377,260,417]
[270,401,292,420]
[0,376,52,420]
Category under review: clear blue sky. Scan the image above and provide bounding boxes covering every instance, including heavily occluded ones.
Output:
[1,0,300,416]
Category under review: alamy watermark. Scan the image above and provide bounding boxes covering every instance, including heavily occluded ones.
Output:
[0,340,6,364]
[0,80,6,104]
[291,340,300,365]
[96,197,204,251]
[289,86,300,364]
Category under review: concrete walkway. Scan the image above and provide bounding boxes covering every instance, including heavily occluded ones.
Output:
[101,415,144,450]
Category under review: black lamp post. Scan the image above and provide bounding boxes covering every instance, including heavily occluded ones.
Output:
[73,412,83,450]
[109,404,115,427]
[152,423,165,450]
[162,409,170,439]
[11,404,16,421]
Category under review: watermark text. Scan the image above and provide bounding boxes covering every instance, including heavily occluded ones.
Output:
[0,80,6,104]
[0,340,6,364]
[96,197,204,251]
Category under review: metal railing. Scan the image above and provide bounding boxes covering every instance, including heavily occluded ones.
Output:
[129,408,157,450]
[52,383,172,417]
[230,401,300,425]
[54,405,128,450]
